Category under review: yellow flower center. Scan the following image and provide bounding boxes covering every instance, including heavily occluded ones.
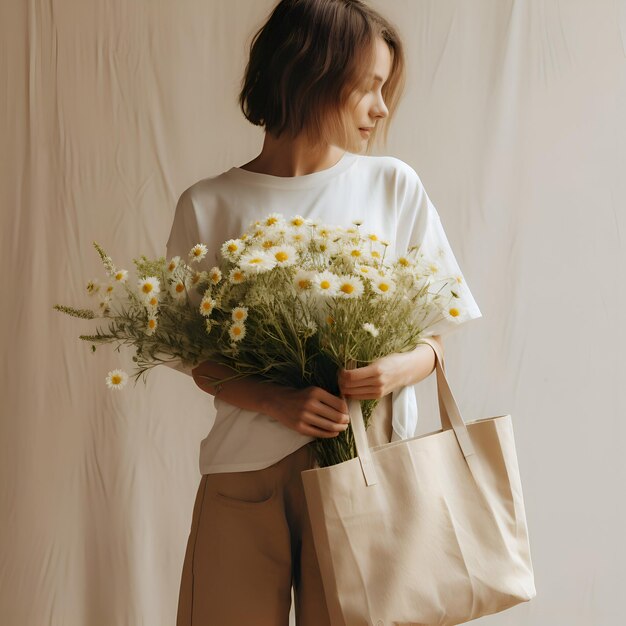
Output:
[228,243,238,252]
[232,326,242,336]
[111,375,122,385]
[202,301,213,312]
[291,217,304,226]
[175,283,184,293]
[378,282,389,292]
[250,258,262,264]
[275,251,288,262]
[371,251,381,258]
[148,319,156,329]
[234,311,244,320]
[340,283,354,294]
[116,272,124,280]
[429,264,438,273]
[142,284,153,294]
[298,279,310,289]
[320,280,331,290]
[449,307,460,317]
[350,249,362,257]
[149,297,157,306]
[262,240,275,248]
[326,315,334,325]
[234,271,244,281]
[266,217,278,225]
[368,234,378,241]
[398,258,409,267]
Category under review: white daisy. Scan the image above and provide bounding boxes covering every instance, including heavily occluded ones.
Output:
[288,215,309,229]
[293,269,314,292]
[335,275,364,298]
[442,303,468,323]
[362,322,380,337]
[343,244,366,262]
[220,239,245,261]
[310,236,338,255]
[86,279,101,296]
[166,257,181,274]
[354,263,377,280]
[228,267,247,284]
[169,277,189,302]
[98,296,112,315]
[260,237,280,250]
[113,269,128,283]
[106,368,128,390]
[311,271,340,297]
[189,243,208,263]
[371,274,396,298]
[231,306,248,323]
[238,250,277,274]
[199,295,217,317]
[189,270,206,288]
[229,321,246,342]
[263,212,285,228]
[138,276,160,300]
[394,256,416,272]
[146,314,158,335]
[144,293,160,310]
[268,244,298,267]
[288,229,312,248]
[208,266,223,285]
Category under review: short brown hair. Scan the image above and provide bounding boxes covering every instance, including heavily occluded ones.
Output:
[237,0,406,154]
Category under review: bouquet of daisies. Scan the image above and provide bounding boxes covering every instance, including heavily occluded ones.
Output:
[54,212,470,467]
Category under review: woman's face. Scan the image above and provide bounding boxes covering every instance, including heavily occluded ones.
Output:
[346,37,391,150]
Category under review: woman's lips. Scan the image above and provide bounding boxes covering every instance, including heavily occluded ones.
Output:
[359,128,372,137]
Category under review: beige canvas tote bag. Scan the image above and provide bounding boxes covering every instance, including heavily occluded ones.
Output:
[301,337,536,626]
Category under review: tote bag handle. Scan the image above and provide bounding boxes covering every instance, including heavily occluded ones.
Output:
[346,338,476,486]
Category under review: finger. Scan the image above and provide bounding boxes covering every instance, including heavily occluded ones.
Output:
[304,411,350,433]
[318,391,349,416]
[339,364,375,383]
[300,423,342,438]
[343,386,385,398]
[340,382,384,396]
[313,398,350,423]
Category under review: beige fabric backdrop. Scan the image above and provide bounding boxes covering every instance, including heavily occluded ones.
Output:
[1,0,625,624]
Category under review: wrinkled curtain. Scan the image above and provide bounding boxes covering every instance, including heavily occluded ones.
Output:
[1,1,624,624]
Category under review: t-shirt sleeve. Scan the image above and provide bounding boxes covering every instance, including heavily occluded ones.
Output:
[162,188,200,378]
[396,163,483,338]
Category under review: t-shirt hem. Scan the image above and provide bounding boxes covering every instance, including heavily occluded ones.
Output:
[199,439,314,474]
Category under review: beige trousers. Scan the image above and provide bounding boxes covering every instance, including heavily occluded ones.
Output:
[176,393,393,626]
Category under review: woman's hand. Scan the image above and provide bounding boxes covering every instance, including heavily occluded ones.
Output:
[266,386,351,438]
[337,353,411,400]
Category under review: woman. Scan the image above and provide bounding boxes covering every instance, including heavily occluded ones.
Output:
[167,1,482,624]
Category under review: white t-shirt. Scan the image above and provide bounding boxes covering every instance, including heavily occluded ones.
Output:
[164,151,482,474]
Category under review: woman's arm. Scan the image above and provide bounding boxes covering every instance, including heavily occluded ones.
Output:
[337,335,443,399]
[191,360,351,439]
